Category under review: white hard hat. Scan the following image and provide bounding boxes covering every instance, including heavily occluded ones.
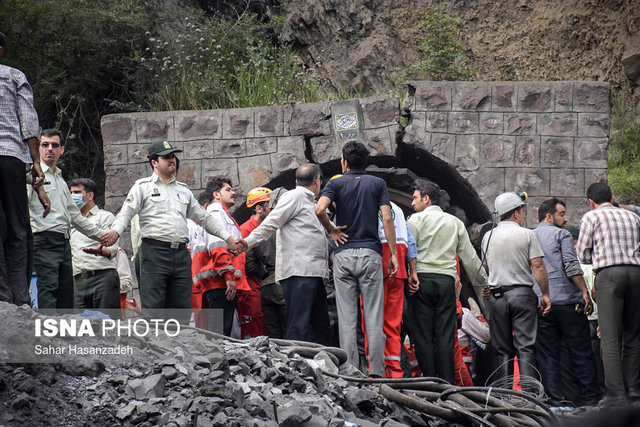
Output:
[494,192,527,216]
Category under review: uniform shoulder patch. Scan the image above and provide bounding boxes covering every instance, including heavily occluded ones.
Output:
[175,180,188,187]
[125,194,134,203]
[135,176,153,184]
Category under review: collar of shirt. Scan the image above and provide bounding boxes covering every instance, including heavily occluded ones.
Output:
[296,186,316,202]
[596,202,615,210]
[498,220,521,228]
[151,172,175,185]
[41,162,62,177]
[344,169,366,176]
[86,204,100,217]
[423,205,443,214]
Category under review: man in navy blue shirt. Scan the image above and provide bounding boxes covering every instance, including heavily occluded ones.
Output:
[316,140,398,377]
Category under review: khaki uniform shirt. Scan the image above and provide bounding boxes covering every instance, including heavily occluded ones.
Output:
[70,205,118,276]
[27,162,104,240]
[111,173,230,243]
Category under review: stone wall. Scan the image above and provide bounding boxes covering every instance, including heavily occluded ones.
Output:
[101,81,610,228]
[402,81,610,226]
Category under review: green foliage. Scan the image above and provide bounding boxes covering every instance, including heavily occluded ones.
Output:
[608,100,640,204]
[137,8,324,110]
[402,5,472,82]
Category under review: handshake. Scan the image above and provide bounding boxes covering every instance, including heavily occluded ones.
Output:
[227,238,248,255]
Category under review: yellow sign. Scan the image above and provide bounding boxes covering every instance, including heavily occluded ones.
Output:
[163,141,171,149]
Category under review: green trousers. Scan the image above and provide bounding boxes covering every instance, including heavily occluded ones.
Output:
[33,233,74,313]
[74,268,120,311]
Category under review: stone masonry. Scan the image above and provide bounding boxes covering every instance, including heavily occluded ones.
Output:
[102,81,610,229]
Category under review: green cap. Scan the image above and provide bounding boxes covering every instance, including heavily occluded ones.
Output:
[147,140,182,158]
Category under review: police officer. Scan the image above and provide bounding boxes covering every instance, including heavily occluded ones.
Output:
[101,140,240,323]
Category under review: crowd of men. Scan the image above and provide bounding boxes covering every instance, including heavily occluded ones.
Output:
[2,30,640,407]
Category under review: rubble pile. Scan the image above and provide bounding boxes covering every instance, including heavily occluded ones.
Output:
[0,303,426,426]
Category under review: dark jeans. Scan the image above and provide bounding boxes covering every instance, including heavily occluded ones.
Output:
[595,265,640,397]
[261,283,286,339]
[139,240,192,324]
[536,304,601,405]
[280,276,330,345]
[406,273,456,384]
[0,156,30,305]
[74,269,121,311]
[33,233,74,312]
[205,288,236,336]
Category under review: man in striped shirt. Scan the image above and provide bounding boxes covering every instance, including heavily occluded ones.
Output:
[576,182,640,404]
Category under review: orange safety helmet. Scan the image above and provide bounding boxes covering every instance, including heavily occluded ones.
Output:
[246,187,272,208]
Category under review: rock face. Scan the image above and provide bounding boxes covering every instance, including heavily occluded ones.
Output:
[275,0,640,107]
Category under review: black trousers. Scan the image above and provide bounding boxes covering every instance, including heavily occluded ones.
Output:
[205,288,236,336]
[280,276,330,345]
[406,272,456,384]
[74,269,121,311]
[0,156,30,305]
[33,233,74,312]
[536,304,601,405]
[139,240,192,324]
[261,283,286,339]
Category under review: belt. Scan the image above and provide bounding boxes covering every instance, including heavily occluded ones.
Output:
[74,269,113,281]
[489,285,529,298]
[34,230,70,240]
[142,238,187,250]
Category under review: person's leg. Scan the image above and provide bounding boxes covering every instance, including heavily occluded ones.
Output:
[309,277,331,346]
[139,241,170,317]
[432,274,456,384]
[535,308,564,404]
[488,292,516,380]
[74,276,90,309]
[407,273,437,378]
[33,234,64,313]
[333,249,362,370]
[509,287,540,392]
[358,249,385,377]
[595,266,626,397]
[558,305,602,405]
[92,269,122,310]
[281,276,314,342]
[261,285,283,339]
[166,247,193,324]
[0,156,30,305]
[205,288,235,336]
[383,276,405,378]
[56,241,75,313]
[622,266,640,397]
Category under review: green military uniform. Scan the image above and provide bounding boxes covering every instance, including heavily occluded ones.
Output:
[28,163,105,312]
[110,141,231,323]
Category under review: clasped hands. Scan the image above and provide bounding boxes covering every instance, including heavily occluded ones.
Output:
[227,237,247,256]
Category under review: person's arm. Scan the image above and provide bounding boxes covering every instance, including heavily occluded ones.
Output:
[406,224,419,293]
[315,196,348,245]
[575,219,593,265]
[559,231,593,315]
[380,204,398,278]
[101,184,143,246]
[245,193,296,249]
[457,224,488,285]
[81,211,119,258]
[115,248,135,294]
[531,257,551,316]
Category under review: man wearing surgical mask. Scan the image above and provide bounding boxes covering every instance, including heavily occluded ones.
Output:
[27,129,106,313]
[69,178,120,312]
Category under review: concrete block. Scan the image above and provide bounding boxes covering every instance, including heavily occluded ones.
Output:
[102,115,136,145]
[183,140,214,160]
[135,113,174,143]
[575,137,608,167]
[104,145,126,165]
[449,112,479,134]
[236,154,273,196]
[479,112,504,134]
[361,96,398,128]
[452,82,491,111]
[214,139,246,158]
[505,113,537,135]
[541,137,573,168]
[255,106,284,137]
[460,168,505,206]
[425,111,448,133]
[105,163,149,198]
[564,197,592,226]
[223,108,254,138]
[577,113,610,137]
[455,134,480,171]
[491,83,517,112]
[505,168,550,197]
[310,135,341,164]
[362,126,395,157]
[201,158,239,189]
[574,82,610,113]
[518,83,553,112]
[550,169,585,198]
[479,135,515,167]
[246,137,277,156]
[273,136,307,172]
[402,112,429,150]
[413,82,452,111]
[538,113,577,136]
[515,136,541,167]
[584,169,608,187]
[289,102,331,136]
[179,159,202,188]
[553,82,574,112]
[430,133,456,163]
[175,111,222,140]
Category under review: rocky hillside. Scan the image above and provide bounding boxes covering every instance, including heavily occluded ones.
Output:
[275,0,640,107]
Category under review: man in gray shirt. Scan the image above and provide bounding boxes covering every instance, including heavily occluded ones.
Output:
[240,164,345,344]
[533,198,600,406]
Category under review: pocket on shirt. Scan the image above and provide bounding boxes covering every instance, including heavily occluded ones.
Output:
[175,196,189,217]
[148,192,168,214]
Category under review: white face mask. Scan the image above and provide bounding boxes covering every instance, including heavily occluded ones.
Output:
[71,193,86,209]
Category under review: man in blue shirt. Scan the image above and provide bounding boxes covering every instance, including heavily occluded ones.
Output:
[316,140,398,377]
[533,198,600,406]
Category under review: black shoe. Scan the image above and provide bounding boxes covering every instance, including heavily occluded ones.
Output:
[598,395,626,407]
